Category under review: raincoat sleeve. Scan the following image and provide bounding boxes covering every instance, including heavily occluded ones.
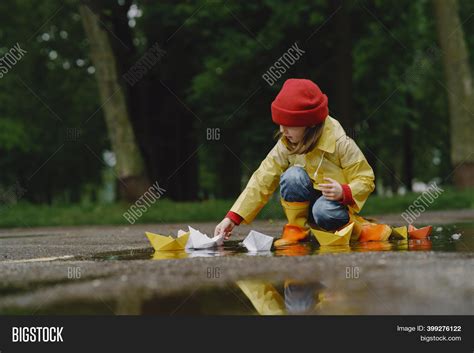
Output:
[336,136,375,213]
[229,139,289,224]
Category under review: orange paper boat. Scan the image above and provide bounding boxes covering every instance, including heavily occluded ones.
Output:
[358,224,392,242]
[408,224,432,239]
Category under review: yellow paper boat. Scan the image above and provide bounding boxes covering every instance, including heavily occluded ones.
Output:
[311,223,354,246]
[145,231,189,251]
[390,226,408,240]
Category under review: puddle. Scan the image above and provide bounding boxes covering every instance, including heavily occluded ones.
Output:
[11,273,470,315]
[88,222,473,261]
[141,280,327,315]
[1,278,355,315]
[86,240,249,261]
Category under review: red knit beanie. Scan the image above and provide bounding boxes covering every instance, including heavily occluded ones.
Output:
[271,78,328,126]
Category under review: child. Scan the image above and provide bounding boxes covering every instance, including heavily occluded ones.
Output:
[214,78,390,246]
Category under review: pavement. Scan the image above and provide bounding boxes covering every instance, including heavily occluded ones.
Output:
[0,209,473,315]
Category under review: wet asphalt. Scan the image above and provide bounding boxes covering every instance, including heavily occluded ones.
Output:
[0,210,472,315]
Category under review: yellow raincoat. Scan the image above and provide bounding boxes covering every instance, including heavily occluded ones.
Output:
[230,116,375,224]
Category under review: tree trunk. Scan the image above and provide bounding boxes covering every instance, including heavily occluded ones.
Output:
[79,4,150,202]
[433,0,474,188]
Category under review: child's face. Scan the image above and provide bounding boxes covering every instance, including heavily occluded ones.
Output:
[280,125,306,143]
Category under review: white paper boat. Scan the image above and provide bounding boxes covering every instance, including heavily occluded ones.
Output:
[243,230,273,252]
[177,229,187,237]
[186,226,224,249]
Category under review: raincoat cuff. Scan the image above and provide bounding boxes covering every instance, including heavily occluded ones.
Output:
[226,211,243,225]
[340,184,355,205]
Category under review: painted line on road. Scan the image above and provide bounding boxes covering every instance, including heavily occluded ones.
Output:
[1,255,74,264]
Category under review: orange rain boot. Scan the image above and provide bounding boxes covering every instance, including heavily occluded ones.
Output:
[348,213,371,241]
[274,199,311,247]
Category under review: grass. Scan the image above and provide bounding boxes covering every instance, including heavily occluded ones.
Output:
[360,187,474,215]
[0,187,472,228]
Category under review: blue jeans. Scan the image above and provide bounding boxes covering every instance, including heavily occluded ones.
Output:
[279,166,349,231]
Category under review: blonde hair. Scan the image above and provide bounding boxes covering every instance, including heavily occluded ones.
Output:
[274,122,325,155]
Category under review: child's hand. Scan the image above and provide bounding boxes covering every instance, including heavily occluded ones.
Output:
[319,177,343,201]
[214,217,236,239]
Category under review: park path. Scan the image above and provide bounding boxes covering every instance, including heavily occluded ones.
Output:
[0,209,472,315]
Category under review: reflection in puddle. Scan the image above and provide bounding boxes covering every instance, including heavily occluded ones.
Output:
[236,279,326,315]
[141,279,326,315]
[315,244,352,254]
[408,238,433,251]
[352,241,393,252]
[142,275,425,315]
[88,222,473,261]
[274,243,313,257]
